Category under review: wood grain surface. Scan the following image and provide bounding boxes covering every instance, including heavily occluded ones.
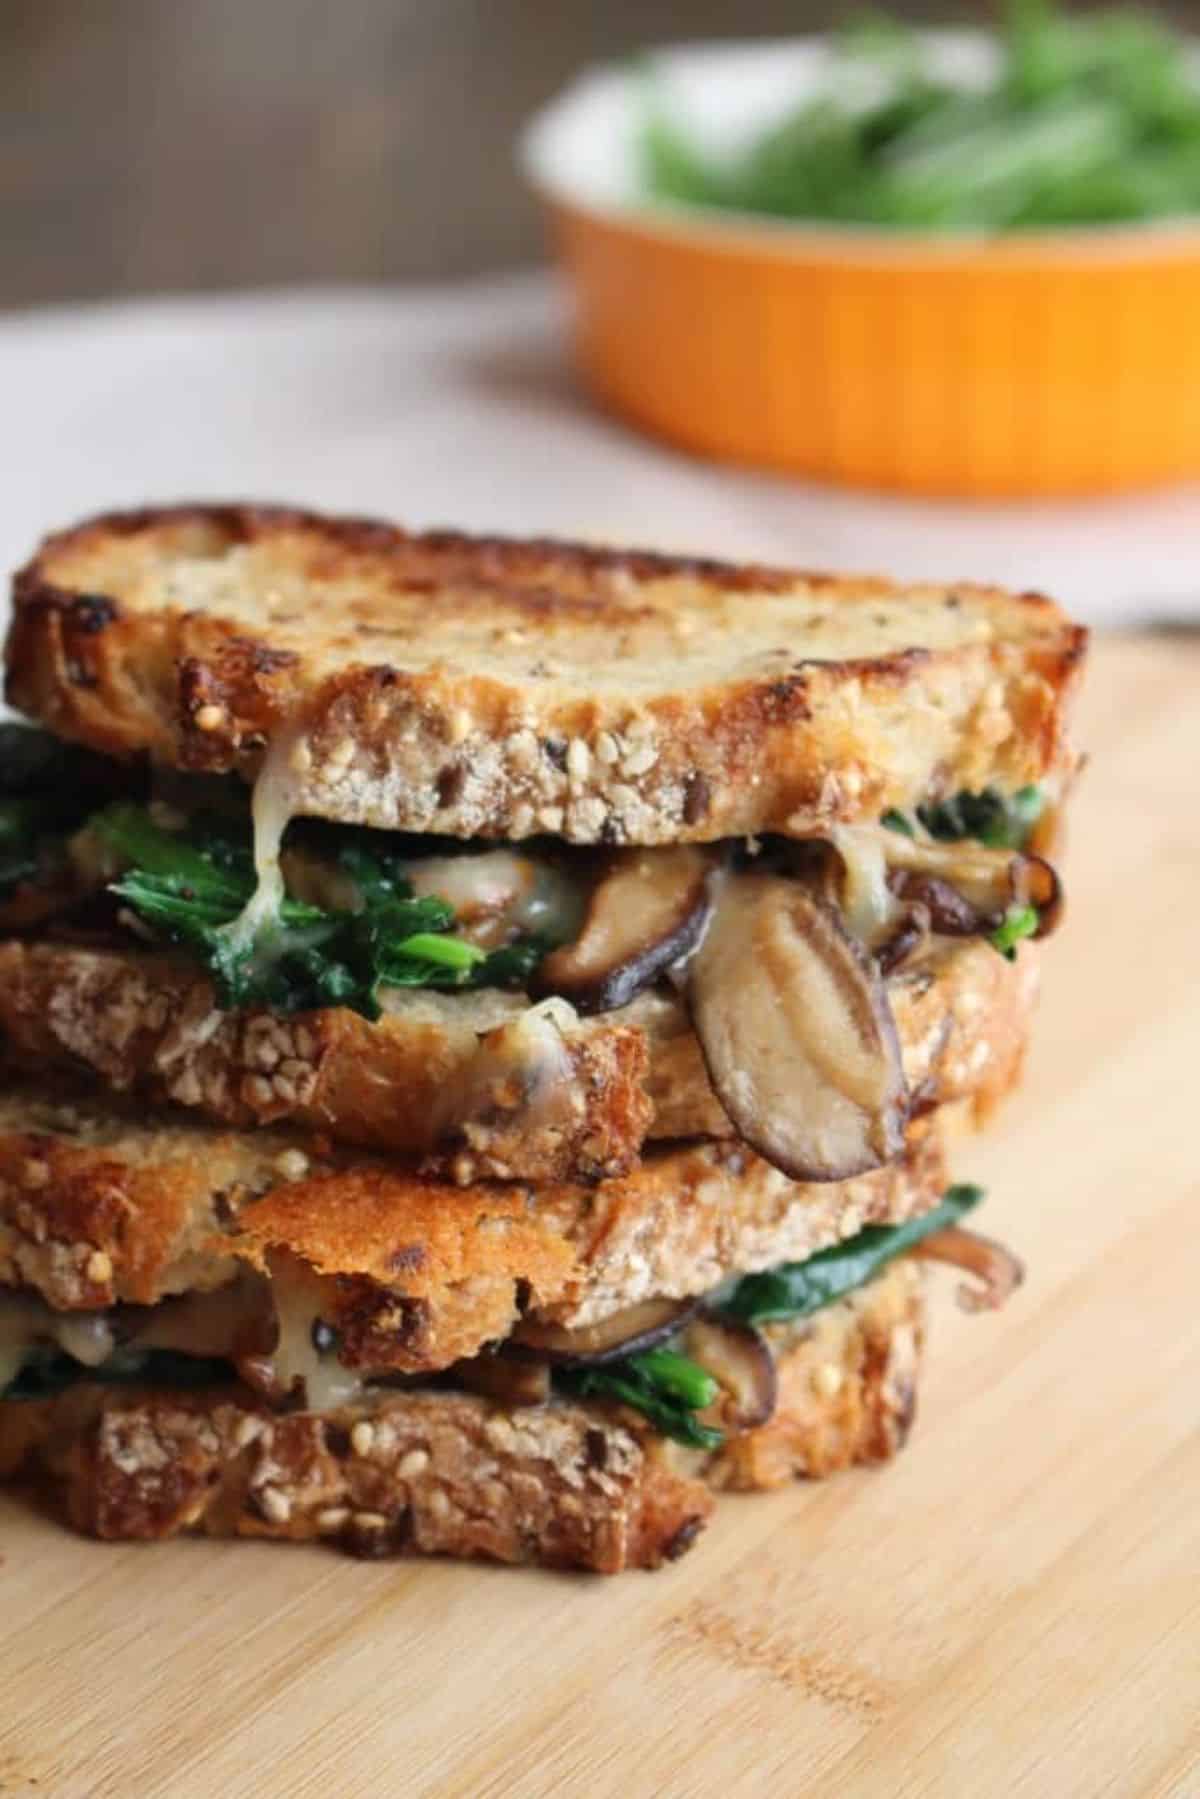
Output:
[0,634,1197,1799]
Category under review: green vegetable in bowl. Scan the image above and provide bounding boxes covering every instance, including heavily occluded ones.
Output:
[641,1,1200,230]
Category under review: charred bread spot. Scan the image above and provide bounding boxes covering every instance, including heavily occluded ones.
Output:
[821,646,933,686]
[324,1422,352,1458]
[66,593,120,634]
[236,638,299,678]
[332,1283,434,1368]
[179,656,227,725]
[8,575,120,632]
[682,772,711,826]
[389,1244,427,1275]
[415,529,796,595]
[585,1427,609,1469]
[762,676,812,722]
[541,735,568,771]
[436,764,465,808]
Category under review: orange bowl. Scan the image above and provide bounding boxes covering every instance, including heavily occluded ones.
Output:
[521,37,1200,499]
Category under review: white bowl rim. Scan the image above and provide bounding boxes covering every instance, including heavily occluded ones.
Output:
[518,30,1200,261]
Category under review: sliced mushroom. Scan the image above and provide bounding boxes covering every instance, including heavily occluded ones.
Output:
[877,827,1063,939]
[888,872,990,938]
[508,1295,700,1367]
[533,846,717,1014]
[404,848,583,950]
[688,872,908,1182]
[1013,854,1062,938]
[876,902,932,975]
[912,1226,1025,1313]
[682,1312,777,1432]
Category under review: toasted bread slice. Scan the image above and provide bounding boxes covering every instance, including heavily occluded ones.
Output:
[0,1083,949,1376]
[0,936,1037,1179]
[7,506,1085,844]
[0,1260,923,1572]
[708,1259,924,1490]
[0,946,653,1183]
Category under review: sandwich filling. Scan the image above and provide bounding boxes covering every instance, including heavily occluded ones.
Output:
[0,723,1061,1183]
[0,1184,1018,1449]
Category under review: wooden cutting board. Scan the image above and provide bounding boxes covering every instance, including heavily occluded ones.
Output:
[1,634,1197,1799]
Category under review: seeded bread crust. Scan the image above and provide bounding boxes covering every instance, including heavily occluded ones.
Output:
[0,943,652,1183]
[0,1383,712,1574]
[6,506,1086,845]
[707,1258,925,1489]
[0,936,1036,1178]
[0,1082,949,1373]
[0,1263,925,1571]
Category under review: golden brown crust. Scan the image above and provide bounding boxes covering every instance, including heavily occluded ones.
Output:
[0,1383,713,1573]
[238,1129,948,1371]
[0,1262,924,1569]
[0,1079,949,1377]
[0,1093,249,1309]
[0,936,1036,1175]
[6,505,1087,844]
[241,1168,578,1373]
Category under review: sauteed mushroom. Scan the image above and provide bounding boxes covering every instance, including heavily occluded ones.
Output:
[508,1296,701,1367]
[534,847,716,1013]
[912,1226,1024,1312]
[689,874,907,1182]
[682,1312,777,1432]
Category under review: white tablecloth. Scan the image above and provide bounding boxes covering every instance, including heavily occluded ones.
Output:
[1,274,1197,627]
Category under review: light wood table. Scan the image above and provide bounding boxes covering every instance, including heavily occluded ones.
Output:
[1,635,1196,1798]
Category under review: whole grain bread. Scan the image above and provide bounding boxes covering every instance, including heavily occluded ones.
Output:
[7,505,1086,845]
[709,1258,924,1489]
[0,1081,951,1372]
[0,1261,924,1572]
[0,935,1037,1179]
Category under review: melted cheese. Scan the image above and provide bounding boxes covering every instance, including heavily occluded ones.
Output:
[265,1252,364,1410]
[0,1295,116,1393]
[830,824,903,949]
[218,718,309,966]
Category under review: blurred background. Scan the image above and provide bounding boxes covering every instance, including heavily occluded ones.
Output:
[1,0,1197,623]
[0,0,1025,307]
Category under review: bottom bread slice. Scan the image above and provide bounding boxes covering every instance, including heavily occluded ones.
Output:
[0,1261,924,1574]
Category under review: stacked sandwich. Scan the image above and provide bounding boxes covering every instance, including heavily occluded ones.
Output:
[0,507,1085,1572]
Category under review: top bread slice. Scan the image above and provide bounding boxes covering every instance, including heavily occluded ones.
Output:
[7,505,1087,844]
